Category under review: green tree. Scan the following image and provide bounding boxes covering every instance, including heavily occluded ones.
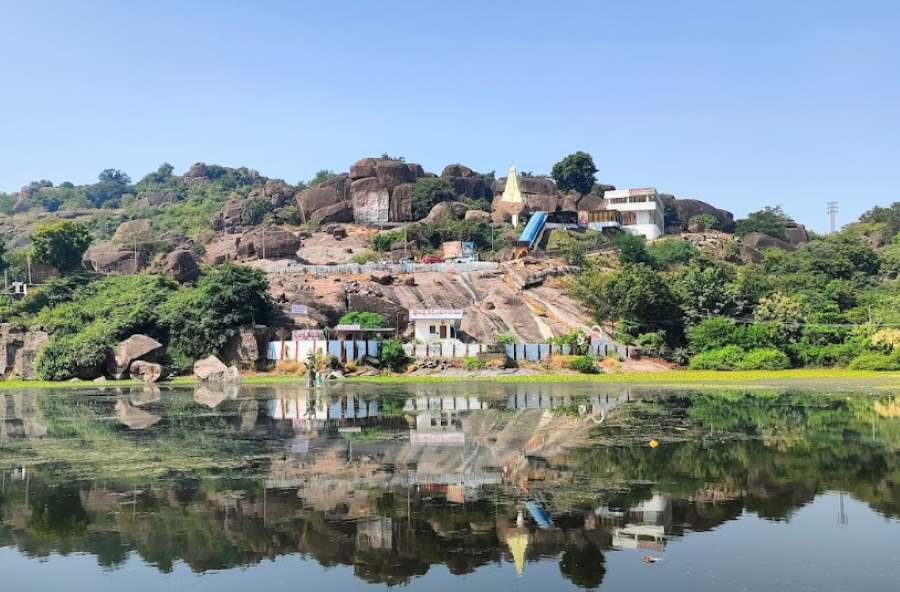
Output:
[339,311,385,328]
[735,206,789,239]
[379,339,409,371]
[239,197,272,226]
[159,264,273,359]
[672,259,738,323]
[648,237,700,269]
[859,202,900,238]
[410,178,456,219]
[87,169,132,207]
[689,213,719,230]
[31,220,93,273]
[615,232,651,265]
[550,151,597,194]
[574,263,682,341]
[309,169,338,187]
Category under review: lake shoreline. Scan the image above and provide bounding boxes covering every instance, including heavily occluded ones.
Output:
[1,368,898,390]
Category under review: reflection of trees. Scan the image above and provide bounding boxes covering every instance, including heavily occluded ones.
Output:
[0,387,897,587]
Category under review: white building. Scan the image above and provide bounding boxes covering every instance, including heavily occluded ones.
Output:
[588,187,665,240]
[410,309,464,344]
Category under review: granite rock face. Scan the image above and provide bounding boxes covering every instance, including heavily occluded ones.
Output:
[162,249,201,283]
[740,231,797,263]
[0,324,49,380]
[674,199,736,233]
[108,334,163,379]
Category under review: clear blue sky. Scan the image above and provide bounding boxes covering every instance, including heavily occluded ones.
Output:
[1,0,898,231]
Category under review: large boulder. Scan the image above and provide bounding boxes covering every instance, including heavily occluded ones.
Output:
[237,227,301,260]
[525,194,560,212]
[221,326,269,369]
[445,176,491,199]
[108,334,163,379]
[740,231,797,263]
[518,176,557,195]
[193,355,240,382]
[83,242,146,274]
[464,209,492,222]
[112,219,154,245]
[351,177,391,224]
[349,157,381,180]
[441,164,479,178]
[184,162,208,179]
[346,293,409,332]
[389,183,415,222]
[210,199,244,234]
[560,192,582,212]
[129,360,164,383]
[424,201,469,223]
[261,180,296,208]
[310,201,354,225]
[296,174,351,219]
[783,221,809,246]
[134,191,177,208]
[0,324,49,380]
[162,249,200,283]
[674,199,736,232]
[375,160,414,187]
[406,163,426,178]
[203,236,240,264]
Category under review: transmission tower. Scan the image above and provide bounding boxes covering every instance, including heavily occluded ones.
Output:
[826,201,838,233]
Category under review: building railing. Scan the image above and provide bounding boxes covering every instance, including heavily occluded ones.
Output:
[264,261,500,276]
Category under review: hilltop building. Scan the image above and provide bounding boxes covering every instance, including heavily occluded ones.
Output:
[580,187,665,240]
[410,308,464,343]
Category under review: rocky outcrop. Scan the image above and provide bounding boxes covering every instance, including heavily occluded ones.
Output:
[221,326,269,369]
[134,191,178,208]
[129,360,164,383]
[210,198,243,234]
[464,210,492,222]
[296,174,351,222]
[0,324,49,380]
[740,231,797,263]
[193,355,240,382]
[259,179,296,208]
[423,201,469,223]
[83,242,147,274]
[112,219,154,245]
[674,199,736,233]
[108,334,163,379]
[162,249,201,283]
[236,227,301,260]
[783,220,809,246]
[310,201,353,225]
[203,236,240,264]
[348,157,426,224]
[441,164,491,200]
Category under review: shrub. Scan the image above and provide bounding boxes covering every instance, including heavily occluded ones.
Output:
[339,311,385,328]
[372,231,402,252]
[36,323,116,380]
[379,339,409,372]
[351,250,381,264]
[495,332,517,345]
[688,345,745,370]
[568,355,599,374]
[739,348,791,370]
[688,213,719,231]
[615,232,651,265]
[649,238,700,269]
[463,356,484,370]
[848,352,900,371]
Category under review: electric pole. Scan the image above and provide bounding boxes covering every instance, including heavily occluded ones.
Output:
[826,201,838,233]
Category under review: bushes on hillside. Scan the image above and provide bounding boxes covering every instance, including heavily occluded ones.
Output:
[339,311,385,328]
[688,345,746,370]
[568,355,599,374]
[36,323,117,380]
[649,238,700,269]
[739,348,791,370]
[848,352,900,371]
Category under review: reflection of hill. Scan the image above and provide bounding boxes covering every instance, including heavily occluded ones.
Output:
[0,385,897,586]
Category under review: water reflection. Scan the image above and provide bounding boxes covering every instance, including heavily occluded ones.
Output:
[0,385,898,589]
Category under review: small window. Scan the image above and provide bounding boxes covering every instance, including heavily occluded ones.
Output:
[430,325,437,334]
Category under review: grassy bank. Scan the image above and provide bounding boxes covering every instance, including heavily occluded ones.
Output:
[342,369,900,385]
[2,369,898,391]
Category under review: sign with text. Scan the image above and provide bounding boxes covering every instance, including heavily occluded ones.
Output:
[292,329,324,341]
[290,303,308,315]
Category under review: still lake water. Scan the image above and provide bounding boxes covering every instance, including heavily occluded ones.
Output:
[0,382,898,591]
